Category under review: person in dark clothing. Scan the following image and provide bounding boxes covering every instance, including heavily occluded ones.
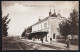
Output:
[41,38,43,43]
[50,38,52,44]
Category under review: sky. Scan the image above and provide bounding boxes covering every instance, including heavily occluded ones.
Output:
[2,1,79,36]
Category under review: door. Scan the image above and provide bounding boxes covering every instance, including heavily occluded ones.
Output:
[53,34,55,39]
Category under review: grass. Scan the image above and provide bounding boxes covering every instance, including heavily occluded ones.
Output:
[2,41,20,50]
[2,37,21,50]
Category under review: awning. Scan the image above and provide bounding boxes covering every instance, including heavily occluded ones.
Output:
[31,30,48,33]
[31,31,48,34]
[29,30,48,36]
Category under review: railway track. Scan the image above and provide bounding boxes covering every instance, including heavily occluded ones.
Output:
[14,40,36,50]
[14,41,24,50]
[2,40,24,50]
[14,39,64,50]
[3,38,64,50]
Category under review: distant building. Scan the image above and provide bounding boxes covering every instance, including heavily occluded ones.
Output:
[29,9,66,42]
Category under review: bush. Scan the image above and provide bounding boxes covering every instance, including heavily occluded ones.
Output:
[71,39,78,45]
[56,35,61,39]
[60,36,65,39]
[56,35,65,39]
[73,35,78,39]
[56,39,65,43]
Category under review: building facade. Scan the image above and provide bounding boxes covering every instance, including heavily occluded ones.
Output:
[30,9,66,42]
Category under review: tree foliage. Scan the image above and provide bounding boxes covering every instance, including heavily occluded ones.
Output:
[68,8,79,35]
[26,26,32,33]
[58,20,71,39]
[58,8,79,39]
[21,26,32,37]
[21,28,27,37]
[2,14,11,37]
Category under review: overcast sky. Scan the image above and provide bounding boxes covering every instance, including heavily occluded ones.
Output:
[2,1,79,36]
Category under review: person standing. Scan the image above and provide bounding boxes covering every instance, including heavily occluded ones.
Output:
[41,38,43,43]
[65,36,71,49]
[50,37,52,44]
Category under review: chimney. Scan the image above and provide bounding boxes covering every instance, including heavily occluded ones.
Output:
[54,9,56,15]
[49,9,51,16]
[38,16,41,21]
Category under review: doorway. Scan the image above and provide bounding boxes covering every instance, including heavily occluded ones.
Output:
[53,34,55,39]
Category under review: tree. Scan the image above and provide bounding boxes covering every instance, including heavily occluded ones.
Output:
[58,20,71,39]
[2,14,11,37]
[26,26,32,33]
[58,8,79,39]
[21,26,32,37]
[26,26,32,39]
[21,28,27,37]
[68,8,79,36]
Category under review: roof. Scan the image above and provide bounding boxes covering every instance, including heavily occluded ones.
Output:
[30,31,48,35]
[31,10,65,26]
[31,30,48,33]
[32,16,49,26]
[50,13,57,17]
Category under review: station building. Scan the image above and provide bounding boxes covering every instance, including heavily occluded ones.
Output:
[29,9,66,42]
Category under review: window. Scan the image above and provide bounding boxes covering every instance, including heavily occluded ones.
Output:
[44,23,47,29]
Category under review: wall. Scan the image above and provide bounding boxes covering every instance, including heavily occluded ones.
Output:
[31,17,65,42]
[32,19,49,42]
[50,17,64,41]
[32,19,49,32]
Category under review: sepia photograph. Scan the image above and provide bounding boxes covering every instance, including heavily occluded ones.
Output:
[2,1,79,50]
